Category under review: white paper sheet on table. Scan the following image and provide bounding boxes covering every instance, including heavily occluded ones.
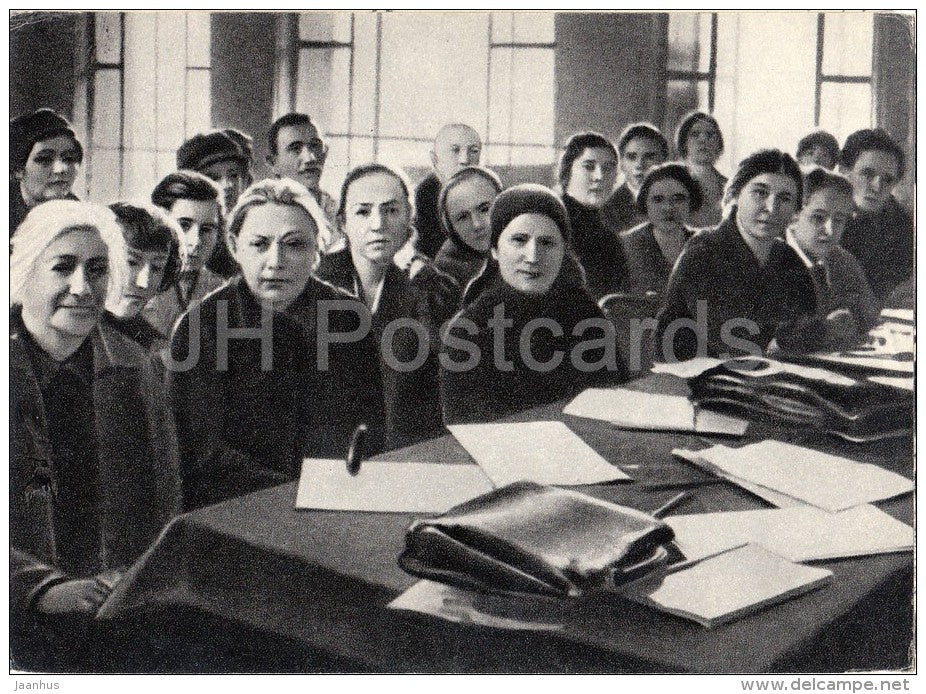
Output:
[650,357,725,379]
[447,421,629,486]
[672,447,807,509]
[673,441,913,512]
[624,544,833,628]
[388,580,566,631]
[564,388,747,436]
[667,504,914,563]
[295,459,494,512]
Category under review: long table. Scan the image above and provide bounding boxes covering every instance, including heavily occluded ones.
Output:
[97,374,914,673]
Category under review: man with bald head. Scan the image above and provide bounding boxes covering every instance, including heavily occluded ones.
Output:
[414,123,483,257]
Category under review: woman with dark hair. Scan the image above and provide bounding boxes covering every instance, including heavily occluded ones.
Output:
[675,111,727,227]
[440,184,628,424]
[432,165,503,294]
[655,149,816,361]
[619,163,703,304]
[10,201,180,670]
[556,132,626,300]
[102,202,182,351]
[315,163,458,449]
[145,171,227,337]
[10,109,84,234]
[169,178,384,509]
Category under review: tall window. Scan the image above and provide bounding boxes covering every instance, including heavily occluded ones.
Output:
[276,11,556,191]
[665,12,717,143]
[665,11,875,172]
[75,12,212,202]
[815,13,874,144]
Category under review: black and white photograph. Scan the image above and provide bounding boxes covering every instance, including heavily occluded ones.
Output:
[8,7,916,683]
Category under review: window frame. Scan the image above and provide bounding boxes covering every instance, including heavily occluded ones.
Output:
[813,12,873,126]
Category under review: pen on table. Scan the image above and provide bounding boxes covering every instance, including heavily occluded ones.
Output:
[346,423,368,476]
[652,491,689,519]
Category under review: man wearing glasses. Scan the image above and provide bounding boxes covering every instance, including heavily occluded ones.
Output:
[266,112,340,251]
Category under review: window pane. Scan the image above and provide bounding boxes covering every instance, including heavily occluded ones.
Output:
[186,11,212,68]
[123,149,157,201]
[491,12,514,43]
[156,12,187,151]
[379,13,489,139]
[92,69,121,148]
[296,47,351,136]
[186,69,212,138]
[95,12,122,64]
[666,79,709,142]
[512,12,554,44]
[156,151,176,182]
[320,135,350,197]
[508,145,556,166]
[668,12,712,73]
[348,136,375,167]
[88,149,121,205]
[376,137,432,170]
[488,47,512,146]
[299,12,352,43]
[822,12,873,76]
[123,13,157,151]
[482,143,511,168]
[350,13,377,134]
[819,82,872,144]
[507,48,554,145]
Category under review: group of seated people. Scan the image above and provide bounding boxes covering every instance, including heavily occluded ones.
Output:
[9,103,914,669]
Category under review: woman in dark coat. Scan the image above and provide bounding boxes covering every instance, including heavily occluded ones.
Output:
[10,109,83,234]
[10,200,181,670]
[619,163,703,306]
[556,132,626,300]
[440,184,628,424]
[102,202,182,353]
[432,165,502,295]
[169,178,384,509]
[315,164,458,449]
[655,149,816,362]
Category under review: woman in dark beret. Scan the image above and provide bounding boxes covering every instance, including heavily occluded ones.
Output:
[10,108,84,234]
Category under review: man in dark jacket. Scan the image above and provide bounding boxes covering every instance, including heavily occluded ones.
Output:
[413,123,482,258]
[838,128,913,301]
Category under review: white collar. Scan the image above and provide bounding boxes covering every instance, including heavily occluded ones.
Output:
[353,274,387,314]
[786,228,818,270]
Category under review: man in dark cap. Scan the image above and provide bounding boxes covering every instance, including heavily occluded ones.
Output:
[176,128,254,276]
[10,108,84,234]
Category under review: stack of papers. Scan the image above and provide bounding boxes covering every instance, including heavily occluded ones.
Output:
[673,440,913,511]
[624,544,833,629]
[667,504,914,563]
[564,388,748,436]
[295,459,493,513]
[448,421,629,486]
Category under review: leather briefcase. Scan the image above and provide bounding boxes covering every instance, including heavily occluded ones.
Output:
[398,481,675,598]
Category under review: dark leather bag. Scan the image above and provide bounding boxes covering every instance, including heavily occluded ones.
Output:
[398,481,675,598]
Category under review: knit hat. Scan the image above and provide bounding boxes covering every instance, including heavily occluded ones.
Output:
[10,108,82,174]
[176,130,249,172]
[489,183,572,248]
[221,128,254,168]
